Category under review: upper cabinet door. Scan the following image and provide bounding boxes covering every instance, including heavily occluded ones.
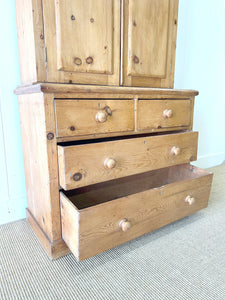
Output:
[42,0,120,85]
[121,0,179,88]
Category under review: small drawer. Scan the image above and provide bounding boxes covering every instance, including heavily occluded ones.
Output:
[58,131,198,190]
[138,100,192,131]
[60,164,213,261]
[54,99,134,138]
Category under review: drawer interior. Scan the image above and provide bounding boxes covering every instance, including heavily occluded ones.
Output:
[61,163,212,260]
[62,164,211,210]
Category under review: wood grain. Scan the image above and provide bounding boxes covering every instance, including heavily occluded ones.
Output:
[26,209,70,259]
[55,99,134,137]
[56,0,113,74]
[60,164,213,261]
[14,83,199,97]
[15,0,46,84]
[15,0,211,264]
[54,97,194,141]
[15,0,37,84]
[18,92,61,241]
[42,0,120,85]
[138,99,191,131]
[122,0,179,87]
[58,131,198,190]
[15,0,178,87]
[60,193,79,259]
[127,0,170,77]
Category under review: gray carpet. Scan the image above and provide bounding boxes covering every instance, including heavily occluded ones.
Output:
[0,164,225,300]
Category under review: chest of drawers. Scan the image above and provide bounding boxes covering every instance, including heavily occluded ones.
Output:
[15,84,213,261]
[15,0,213,261]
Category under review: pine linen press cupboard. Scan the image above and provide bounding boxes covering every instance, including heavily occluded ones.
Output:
[15,0,213,261]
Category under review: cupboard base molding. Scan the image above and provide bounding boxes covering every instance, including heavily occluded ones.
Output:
[26,209,70,260]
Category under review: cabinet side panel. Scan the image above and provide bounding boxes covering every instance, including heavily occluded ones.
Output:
[18,93,61,241]
[15,0,37,84]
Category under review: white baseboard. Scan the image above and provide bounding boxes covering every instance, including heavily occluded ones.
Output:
[192,152,225,169]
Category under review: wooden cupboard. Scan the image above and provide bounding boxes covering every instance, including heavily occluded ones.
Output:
[15,1,213,262]
[15,0,178,87]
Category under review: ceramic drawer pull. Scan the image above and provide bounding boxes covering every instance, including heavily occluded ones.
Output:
[95,111,107,123]
[104,158,116,169]
[171,146,181,156]
[163,109,173,118]
[119,219,131,232]
[185,195,196,206]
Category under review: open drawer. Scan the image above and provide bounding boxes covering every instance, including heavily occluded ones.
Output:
[58,131,198,190]
[60,164,213,261]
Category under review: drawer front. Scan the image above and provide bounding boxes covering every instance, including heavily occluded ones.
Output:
[138,100,192,131]
[60,164,213,261]
[58,131,198,190]
[55,99,134,137]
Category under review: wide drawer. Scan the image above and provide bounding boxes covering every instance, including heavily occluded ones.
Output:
[60,164,213,261]
[54,99,134,138]
[58,131,198,190]
[138,99,192,131]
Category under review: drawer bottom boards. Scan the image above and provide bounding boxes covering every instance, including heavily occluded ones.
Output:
[60,164,213,261]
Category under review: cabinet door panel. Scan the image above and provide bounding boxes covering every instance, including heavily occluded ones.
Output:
[56,0,113,74]
[122,0,178,88]
[128,0,169,78]
[42,0,120,85]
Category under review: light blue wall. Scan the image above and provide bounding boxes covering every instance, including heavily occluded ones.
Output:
[174,0,225,168]
[0,2,26,225]
[0,1,224,225]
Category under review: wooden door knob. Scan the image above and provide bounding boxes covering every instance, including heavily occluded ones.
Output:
[163,109,173,118]
[119,218,131,232]
[95,111,107,123]
[185,195,196,205]
[104,158,116,169]
[171,146,181,156]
